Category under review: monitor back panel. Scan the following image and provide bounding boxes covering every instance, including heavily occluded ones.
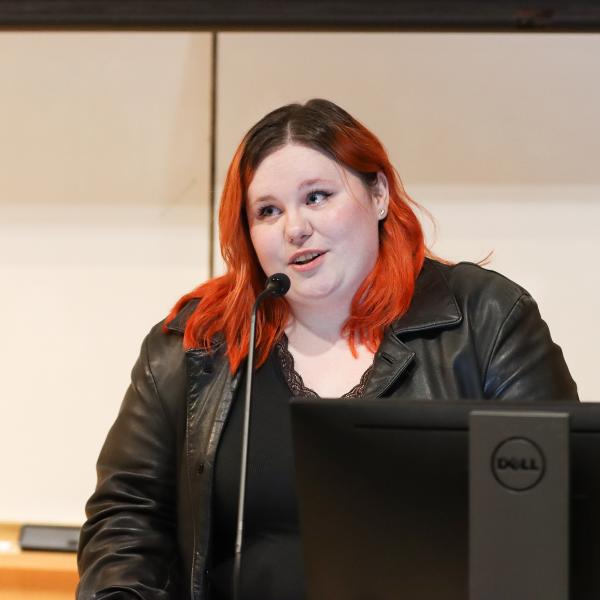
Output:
[291,399,600,600]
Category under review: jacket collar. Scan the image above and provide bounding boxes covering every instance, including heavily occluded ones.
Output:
[365,259,462,397]
[391,258,462,335]
[166,299,200,334]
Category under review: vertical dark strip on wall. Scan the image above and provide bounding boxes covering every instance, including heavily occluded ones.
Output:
[208,31,218,278]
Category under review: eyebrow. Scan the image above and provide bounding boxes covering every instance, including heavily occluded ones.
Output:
[251,179,337,205]
[298,178,336,189]
[251,194,276,205]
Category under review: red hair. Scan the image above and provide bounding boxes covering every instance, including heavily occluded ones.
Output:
[165,99,425,373]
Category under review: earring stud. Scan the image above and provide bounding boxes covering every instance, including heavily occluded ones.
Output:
[379,208,386,218]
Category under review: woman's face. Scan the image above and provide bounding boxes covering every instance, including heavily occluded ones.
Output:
[246,143,389,309]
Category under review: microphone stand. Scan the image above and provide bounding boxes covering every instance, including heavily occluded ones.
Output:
[233,274,290,600]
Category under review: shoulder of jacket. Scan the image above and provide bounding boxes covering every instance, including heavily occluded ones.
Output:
[429,259,530,310]
[136,302,200,419]
[142,300,198,368]
[142,296,227,393]
[165,297,201,334]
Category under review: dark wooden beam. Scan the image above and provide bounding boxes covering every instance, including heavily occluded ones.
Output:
[0,1,599,31]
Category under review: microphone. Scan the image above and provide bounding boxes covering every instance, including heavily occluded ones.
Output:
[233,273,290,600]
[263,272,291,298]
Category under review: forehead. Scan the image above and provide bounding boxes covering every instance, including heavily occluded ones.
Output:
[247,144,342,199]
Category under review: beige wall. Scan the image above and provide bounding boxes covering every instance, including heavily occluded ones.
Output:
[0,32,213,523]
[1,31,598,524]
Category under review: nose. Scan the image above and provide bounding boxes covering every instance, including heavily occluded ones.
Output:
[285,209,312,245]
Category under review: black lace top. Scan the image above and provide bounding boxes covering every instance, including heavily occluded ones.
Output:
[209,336,373,599]
[275,334,374,399]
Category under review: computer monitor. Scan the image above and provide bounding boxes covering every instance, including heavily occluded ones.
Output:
[290,398,600,600]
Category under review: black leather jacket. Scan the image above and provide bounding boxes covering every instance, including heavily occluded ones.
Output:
[76,260,578,600]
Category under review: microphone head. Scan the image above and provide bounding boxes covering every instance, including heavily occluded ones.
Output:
[266,273,291,297]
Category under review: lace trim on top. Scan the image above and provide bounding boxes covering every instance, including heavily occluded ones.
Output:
[276,335,373,399]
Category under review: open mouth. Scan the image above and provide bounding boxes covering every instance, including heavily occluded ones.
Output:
[291,251,325,266]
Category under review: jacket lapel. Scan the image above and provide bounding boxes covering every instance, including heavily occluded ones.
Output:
[364,259,462,397]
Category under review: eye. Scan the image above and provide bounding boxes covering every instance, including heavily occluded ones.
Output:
[256,204,281,219]
[306,190,332,206]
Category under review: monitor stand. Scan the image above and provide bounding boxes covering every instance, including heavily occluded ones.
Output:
[469,410,569,600]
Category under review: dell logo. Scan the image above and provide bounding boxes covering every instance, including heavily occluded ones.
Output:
[491,437,546,491]
[496,456,541,471]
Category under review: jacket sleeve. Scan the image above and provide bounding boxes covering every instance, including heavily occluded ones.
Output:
[482,292,578,401]
[77,332,183,600]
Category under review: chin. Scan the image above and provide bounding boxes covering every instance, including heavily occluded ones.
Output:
[290,281,342,303]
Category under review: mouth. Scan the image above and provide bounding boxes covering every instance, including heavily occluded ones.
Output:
[289,250,327,266]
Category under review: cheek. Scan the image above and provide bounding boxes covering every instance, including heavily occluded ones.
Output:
[327,201,378,243]
[249,226,279,267]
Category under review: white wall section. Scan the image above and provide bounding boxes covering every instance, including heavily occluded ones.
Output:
[0,32,213,523]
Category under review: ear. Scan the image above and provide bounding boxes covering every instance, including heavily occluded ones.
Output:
[372,172,390,220]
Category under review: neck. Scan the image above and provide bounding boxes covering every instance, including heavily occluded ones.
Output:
[285,299,351,352]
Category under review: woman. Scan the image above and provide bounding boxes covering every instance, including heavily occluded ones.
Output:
[77,99,577,600]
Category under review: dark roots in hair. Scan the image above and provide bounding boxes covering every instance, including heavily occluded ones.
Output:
[240,99,379,191]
